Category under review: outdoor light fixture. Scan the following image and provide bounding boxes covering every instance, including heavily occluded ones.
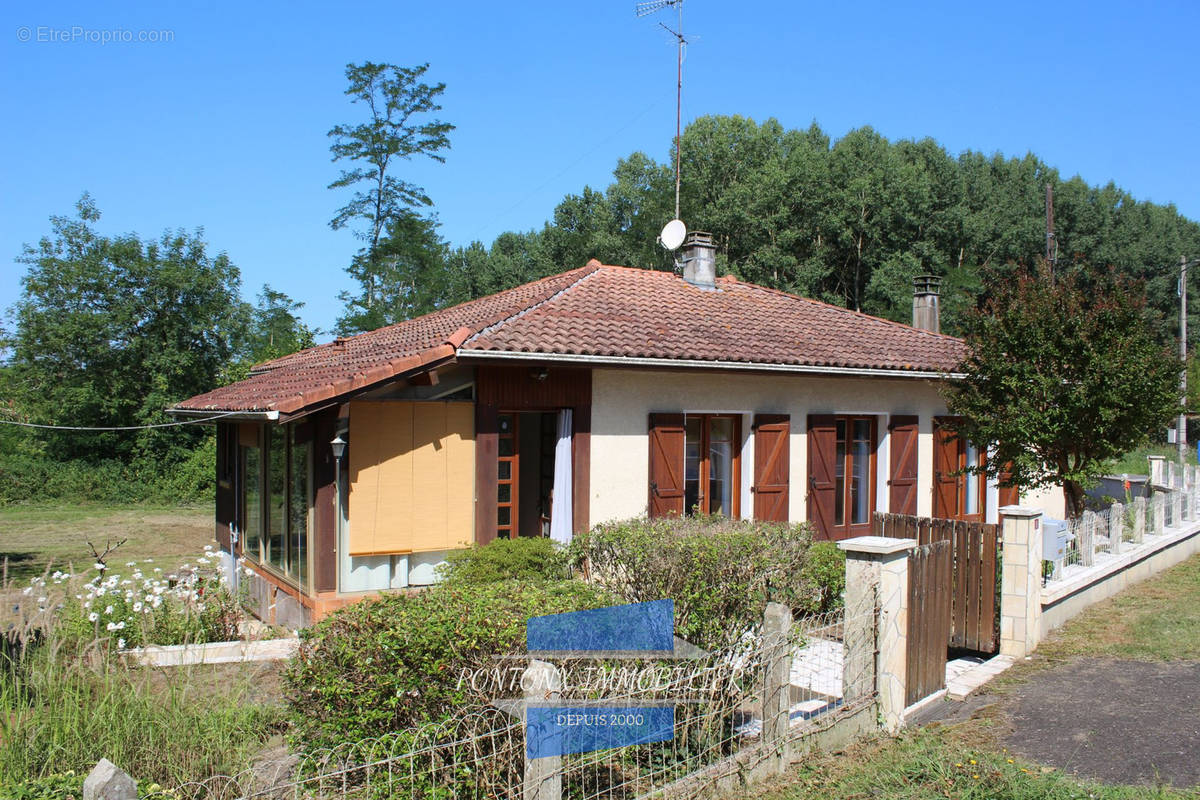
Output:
[530,367,550,382]
[330,434,346,461]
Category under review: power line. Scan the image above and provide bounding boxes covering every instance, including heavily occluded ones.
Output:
[0,411,241,432]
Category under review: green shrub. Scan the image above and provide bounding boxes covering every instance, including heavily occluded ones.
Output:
[0,437,213,507]
[437,537,571,584]
[570,517,840,650]
[283,580,613,750]
[0,771,168,800]
[796,541,846,616]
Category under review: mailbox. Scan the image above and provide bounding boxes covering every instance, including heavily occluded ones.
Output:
[1041,518,1074,579]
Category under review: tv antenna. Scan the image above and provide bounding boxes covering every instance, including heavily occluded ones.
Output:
[636,0,687,221]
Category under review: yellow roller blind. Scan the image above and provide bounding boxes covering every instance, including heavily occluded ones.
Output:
[348,400,475,555]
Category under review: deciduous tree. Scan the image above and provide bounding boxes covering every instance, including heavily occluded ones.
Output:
[943,265,1180,518]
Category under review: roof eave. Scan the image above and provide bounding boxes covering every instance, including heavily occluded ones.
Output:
[456,348,964,380]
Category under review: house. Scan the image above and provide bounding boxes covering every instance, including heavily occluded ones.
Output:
[170,233,1063,626]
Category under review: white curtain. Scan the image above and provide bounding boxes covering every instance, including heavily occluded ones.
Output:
[549,409,573,544]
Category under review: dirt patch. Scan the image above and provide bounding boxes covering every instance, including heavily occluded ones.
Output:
[1003,657,1200,788]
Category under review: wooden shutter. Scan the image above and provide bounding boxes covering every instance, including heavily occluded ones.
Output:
[998,464,1019,509]
[806,415,838,539]
[888,416,920,516]
[752,415,790,522]
[933,417,959,518]
[648,413,685,517]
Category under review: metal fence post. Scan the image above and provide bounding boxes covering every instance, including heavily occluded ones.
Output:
[762,602,793,764]
[523,660,563,800]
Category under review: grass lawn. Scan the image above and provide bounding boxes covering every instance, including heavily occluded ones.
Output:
[1103,443,1197,476]
[0,503,214,582]
[734,554,1200,800]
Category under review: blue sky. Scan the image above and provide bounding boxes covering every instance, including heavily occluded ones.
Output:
[2,1,1197,337]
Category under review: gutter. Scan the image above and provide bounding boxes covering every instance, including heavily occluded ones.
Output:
[166,408,280,422]
[455,349,964,381]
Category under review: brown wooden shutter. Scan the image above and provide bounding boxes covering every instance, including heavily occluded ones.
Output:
[933,417,959,518]
[997,465,1019,509]
[648,413,685,517]
[752,414,790,522]
[887,416,919,516]
[806,415,837,539]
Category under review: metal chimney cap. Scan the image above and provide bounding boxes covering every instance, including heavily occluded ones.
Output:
[913,275,942,295]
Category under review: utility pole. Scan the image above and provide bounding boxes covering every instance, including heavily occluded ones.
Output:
[1180,254,1189,464]
[1044,183,1056,277]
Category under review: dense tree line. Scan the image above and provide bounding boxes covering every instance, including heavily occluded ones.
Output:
[361,115,1200,341]
[0,195,317,503]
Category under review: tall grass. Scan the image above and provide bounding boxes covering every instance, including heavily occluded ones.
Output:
[0,561,284,791]
[0,636,282,787]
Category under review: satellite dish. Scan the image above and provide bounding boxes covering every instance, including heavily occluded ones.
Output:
[659,219,687,250]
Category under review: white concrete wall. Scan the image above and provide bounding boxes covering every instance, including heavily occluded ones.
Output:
[1020,483,1067,520]
[589,368,951,526]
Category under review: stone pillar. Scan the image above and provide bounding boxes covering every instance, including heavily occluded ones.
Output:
[1171,486,1182,529]
[522,660,562,800]
[1132,495,1146,543]
[83,760,137,800]
[999,506,1043,659]
[1152,492,1166,536]
[838,536,916,734]
[1110,502,1124,555]
[1185,466,1196,522]
[1148,455,1166,487]
[762,602,793,756]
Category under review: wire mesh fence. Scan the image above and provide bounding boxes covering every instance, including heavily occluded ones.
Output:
[1051,484,1193,582]
[149,603,878,800]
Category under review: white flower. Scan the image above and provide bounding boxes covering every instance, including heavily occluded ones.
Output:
[121,579,132,586]
[94,563,105,571]
[133,601,143,612]
[88,612,98,622]
[106,622,117,631]
[125,561,137,567]
[117,638,126,649]
[83,600,92,609]
[151,596,162,608]
[104,605,113,615]
[153,567,162,573]
[21,587,31,596]
[37,596,47,604]
[144,559,153,563]
[203,545,213,551]
[196,604,206,612]
[244,567,255,576]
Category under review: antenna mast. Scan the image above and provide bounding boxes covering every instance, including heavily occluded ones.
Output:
[636,0,687,220]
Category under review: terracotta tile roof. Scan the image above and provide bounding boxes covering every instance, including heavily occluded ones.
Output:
[172,261,965,414]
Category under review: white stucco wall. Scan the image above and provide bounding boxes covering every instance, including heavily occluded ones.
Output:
[589,368,953,526]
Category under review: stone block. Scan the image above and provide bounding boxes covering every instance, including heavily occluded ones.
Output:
[83,760,136,800]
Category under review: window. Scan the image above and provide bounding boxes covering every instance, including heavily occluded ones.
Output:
[835,417,875,528]
[807,414,877,540]
[683,414,741,517]
[241,423,311,589]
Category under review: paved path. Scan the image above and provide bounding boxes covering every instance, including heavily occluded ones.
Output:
[915,656,1200,789]
[1003,657,1200,789]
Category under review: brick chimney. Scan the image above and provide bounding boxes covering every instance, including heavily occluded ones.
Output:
[912,275,941,333]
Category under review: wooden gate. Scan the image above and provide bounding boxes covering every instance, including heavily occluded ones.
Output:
[874,513,1001,654]
[905,538,952,706]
